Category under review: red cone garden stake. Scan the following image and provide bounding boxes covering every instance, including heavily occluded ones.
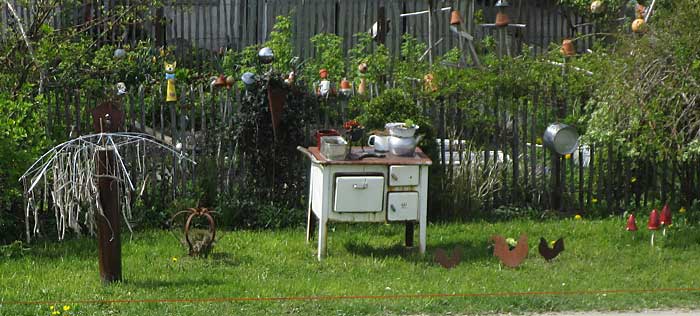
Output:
[648,209,660,247]
[660,204,672,236]
[626,214,638,240]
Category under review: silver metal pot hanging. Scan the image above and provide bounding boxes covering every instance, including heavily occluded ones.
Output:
[543,123,579,155]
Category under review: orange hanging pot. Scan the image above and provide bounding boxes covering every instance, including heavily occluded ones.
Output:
[560,39,576,57]
[495,11,510,27]
[450,10,462,25]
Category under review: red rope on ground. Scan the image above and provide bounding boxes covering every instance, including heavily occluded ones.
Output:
[4,287,700,306]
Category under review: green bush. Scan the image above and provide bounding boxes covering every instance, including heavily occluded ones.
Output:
[0,95,48,243]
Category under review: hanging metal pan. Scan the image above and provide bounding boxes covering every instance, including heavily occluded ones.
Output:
[543,123,579,155]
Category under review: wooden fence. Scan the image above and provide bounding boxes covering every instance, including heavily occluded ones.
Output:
[43,82,700,222]
[2,0,593,58]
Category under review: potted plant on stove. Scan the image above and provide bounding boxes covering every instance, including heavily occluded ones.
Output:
[386,119,420,138]
[343,119,364,149]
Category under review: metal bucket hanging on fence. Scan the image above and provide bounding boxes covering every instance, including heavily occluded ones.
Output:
[543,123,579,155]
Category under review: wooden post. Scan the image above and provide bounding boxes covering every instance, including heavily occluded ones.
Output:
[91,101,125,284]
[96,149,122,284]
[551,154,562,211]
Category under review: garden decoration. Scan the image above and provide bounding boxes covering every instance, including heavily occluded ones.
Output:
[631,2,648,33]
[492,234,528,268]
[434,247,462,269]
[169,207,218,257]
[20,101,194,283]
[626,214,638,239]
[660,204,672,236]
[538,237,564,261]
[284,71,295,86]
[648,209,660,246]
[258,46,274,65]
[212,74,227,88]
[113,48,126,59]
[116,82,127,96]
[164,61,177,102]
[561,38,576,57]
[543,123,580,210]
[450,9,462,25]
[479,0,526,58]
[339,78,352,97]
[241,72,256,87]
[357,63,368,95]
[495,0,510,27]
[423,73,437,92]
[316,68,332,98]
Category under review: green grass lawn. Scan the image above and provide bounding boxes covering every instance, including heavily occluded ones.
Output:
[2,217,700,315]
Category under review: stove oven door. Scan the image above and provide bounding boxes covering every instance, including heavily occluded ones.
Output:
[334,176,385,213]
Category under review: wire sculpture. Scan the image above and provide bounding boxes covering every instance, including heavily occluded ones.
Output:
[19,132,195,242]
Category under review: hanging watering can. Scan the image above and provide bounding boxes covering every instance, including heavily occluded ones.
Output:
[543,123,579,155]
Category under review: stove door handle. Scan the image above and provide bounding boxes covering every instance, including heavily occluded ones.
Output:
[353,183,368,190]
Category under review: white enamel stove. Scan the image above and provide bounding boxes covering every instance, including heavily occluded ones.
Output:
[300,146,432,260]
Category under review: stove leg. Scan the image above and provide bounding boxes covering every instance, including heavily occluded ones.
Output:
[306,208,315,243]
[405,222,414,247]
[317,218,327,261]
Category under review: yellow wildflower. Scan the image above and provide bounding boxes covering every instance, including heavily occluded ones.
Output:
[63,305,71,311]
[564,154,572,159]
[574,214,582,220]
[680,207,686,213]
[171,257,178,262]
[152,56,157,64]
[550,240,556,247]
[51,311,60,315]
[630,177,637,183]
[50,305,55,310]
[592,198,598,203]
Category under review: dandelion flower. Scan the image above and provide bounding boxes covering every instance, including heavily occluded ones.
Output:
[63,305,71,311]
[50,305,55,310]
[171,257,178,262]
[564,154,572,159]
[630,177,637,183]
[680,207,686,213]
[550,240,556,247]
[575,214,582,220]
[51,311,60,315]
[592,198,598,203]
